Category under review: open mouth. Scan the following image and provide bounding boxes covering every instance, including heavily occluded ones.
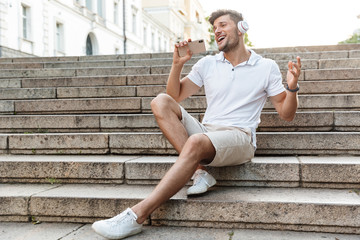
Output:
[217,35,225,43]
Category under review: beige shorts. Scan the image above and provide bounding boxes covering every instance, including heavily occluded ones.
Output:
[180,106,255,167]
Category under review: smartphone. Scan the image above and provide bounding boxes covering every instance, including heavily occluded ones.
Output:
[178,39,206,57]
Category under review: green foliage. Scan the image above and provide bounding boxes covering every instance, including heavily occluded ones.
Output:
[31,216,41,225]
[205,16,217,50]
[244,32,253,47]
[46,177,61,184]
[339,33,360,44]
[228,230,234,240]
[350,189,360,195]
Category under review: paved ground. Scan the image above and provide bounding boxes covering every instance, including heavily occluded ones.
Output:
[1,222,359,240]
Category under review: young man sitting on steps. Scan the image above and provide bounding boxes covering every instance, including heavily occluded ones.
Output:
[92,9,301,239]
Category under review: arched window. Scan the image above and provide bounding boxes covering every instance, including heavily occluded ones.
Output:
[86,35,93,55]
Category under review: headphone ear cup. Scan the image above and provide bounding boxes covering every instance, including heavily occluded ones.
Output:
[237,21,249,33]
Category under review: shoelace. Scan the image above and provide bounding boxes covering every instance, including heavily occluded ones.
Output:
[193,172,210,187]
[108,211,134,231]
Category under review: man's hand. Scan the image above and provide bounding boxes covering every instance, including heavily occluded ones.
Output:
[286,56,301,89]
[173,39,193,66]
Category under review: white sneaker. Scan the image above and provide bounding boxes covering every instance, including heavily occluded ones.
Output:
[92,208,142,239]
[187,169,216,195]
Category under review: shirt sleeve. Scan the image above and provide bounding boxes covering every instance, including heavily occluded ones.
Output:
[266,60,285,97]
[186,57,205,87]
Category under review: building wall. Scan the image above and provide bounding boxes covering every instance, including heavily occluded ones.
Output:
[184,0,208,42]
[0,0,208,57]
[142,0,209,44]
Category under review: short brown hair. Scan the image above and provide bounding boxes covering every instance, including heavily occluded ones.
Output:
[208,9,243,26]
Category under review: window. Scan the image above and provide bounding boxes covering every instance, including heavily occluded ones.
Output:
[86,35,93,55]
[151,32,155,50]
[22,5,30,39]
[143,27,147,45]
[196,11,201,24]
[97,0,104,18]
[86,0,92,10]
[132,12,136,34]
[158,37,161,52]
[56,22,64,52]
[114,1,119,25]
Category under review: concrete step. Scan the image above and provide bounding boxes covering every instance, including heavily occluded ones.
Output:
[0,88,56,100]
[2,57,360,79]
[13,97,141,114]
[253,43,360,54]
[262,50,351,60]
[139,94,360,113]
[304,68,360,80]
[0,93,359,115]
[149,59,319,75]
[0,45,358,64]
[0,111,357,133]
[1,222,359,240]
[1,183,359,234]
[320,58,360,69]
[107,132,360,155]
[17,68,360,90]
[0,132,358,155]
[20,75,127,88]
[0,155,358,189]
[299,80,360,94]
[0,54,155,64]
[0,52,358,70]
[0,66,151,79]
[2,68,359,90]
[0,80,360,100]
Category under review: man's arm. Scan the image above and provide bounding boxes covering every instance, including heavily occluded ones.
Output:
[166,40,200,103]
[270,56,301,121]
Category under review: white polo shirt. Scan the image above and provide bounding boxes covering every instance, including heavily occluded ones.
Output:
[186,50,285,148]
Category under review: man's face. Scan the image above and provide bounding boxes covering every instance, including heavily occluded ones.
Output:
[213,15,240,52]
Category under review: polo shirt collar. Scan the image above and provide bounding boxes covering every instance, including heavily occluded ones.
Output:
[215,49,262,66]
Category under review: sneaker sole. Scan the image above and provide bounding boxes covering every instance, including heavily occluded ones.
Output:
[92,225,142,239]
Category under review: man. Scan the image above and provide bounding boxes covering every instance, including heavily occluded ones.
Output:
[92,9,301,239]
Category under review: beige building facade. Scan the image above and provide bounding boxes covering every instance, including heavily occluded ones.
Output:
[0,0,209,57]
[142,0,209,43]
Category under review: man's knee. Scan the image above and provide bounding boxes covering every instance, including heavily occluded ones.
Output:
[151,93,179,118]
[185,134,216,162]
[151,93,171,112]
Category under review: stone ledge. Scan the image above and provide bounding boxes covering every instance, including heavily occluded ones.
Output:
[1,222,359,240]
[1,184,359,234]
[2,155,358,188]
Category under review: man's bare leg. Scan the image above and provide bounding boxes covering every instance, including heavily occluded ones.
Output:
[151,93,206,172]
[150,93,188,153]
[132,133,215,223]
[128,93,214,223]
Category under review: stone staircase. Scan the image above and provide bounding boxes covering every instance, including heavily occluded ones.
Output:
[1,44,360,238]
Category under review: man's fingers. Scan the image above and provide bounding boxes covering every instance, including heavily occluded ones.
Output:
[179,40,188,47]
[186,49,193,58]
[288,61,293,71]
[288,57,301,77]
[294,56,301,71]
[296,56,301,68]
